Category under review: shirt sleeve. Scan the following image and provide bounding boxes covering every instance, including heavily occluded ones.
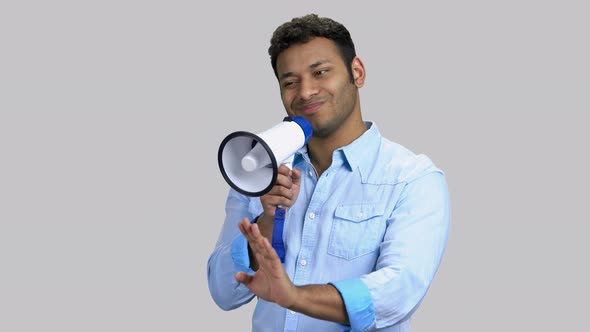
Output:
[332,171,451,331]
[207,189,258,311]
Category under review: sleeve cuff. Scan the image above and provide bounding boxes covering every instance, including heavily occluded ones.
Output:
[230,234,255,274]
[330,278,375,332]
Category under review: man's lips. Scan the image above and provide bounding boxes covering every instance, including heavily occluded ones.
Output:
[298,102,324,115]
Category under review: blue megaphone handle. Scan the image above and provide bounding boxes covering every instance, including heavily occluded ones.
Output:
[266,117,311,262]
[272,207,287,263]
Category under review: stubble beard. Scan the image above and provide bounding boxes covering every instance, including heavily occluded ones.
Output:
[312,86,358,139]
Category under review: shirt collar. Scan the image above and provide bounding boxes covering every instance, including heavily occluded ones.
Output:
[295,121,381,174]
[340,121,380,173]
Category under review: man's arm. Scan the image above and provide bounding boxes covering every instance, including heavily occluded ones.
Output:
[207,191,257,310]
[333,171,451,329]
[235,219,349,324]
[290,284,350,324]
[246,165,301,270]
[236,171,451,331]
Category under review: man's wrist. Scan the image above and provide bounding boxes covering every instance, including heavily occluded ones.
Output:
[247,213,263,271]
[257,212,275,225]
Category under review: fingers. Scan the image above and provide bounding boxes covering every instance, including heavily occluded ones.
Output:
[237,217,251,237]
[275,165,295,189]
[277,165,302,190]
[238,218,279,264]
[263,187,295,206]
[260,165,302,210]
[238,217,257,240]
[236,219,284,293]
[290,168,301,187]
[257,236,280,264]
[238,218,266,253]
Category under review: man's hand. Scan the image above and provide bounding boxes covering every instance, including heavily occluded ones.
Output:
[235,218,298,308]
[235,218,350,324]
[260,164,301,215]
[256,165,302,242]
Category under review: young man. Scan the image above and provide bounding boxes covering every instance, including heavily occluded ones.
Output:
[208,14,451,332]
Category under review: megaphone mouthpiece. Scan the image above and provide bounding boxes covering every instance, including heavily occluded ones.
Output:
[240,155,259,172]
[240,142,272,172]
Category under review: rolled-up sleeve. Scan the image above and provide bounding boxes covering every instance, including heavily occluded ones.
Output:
[330,278,375,332]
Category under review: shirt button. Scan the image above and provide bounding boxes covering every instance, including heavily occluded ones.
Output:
[300,259,307,266]
[308,171,313,177]
[289,310,296,315]
[356,212,364,219]
[309,212,315,220]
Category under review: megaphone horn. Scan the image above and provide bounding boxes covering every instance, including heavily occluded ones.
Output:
[218,116,313,197]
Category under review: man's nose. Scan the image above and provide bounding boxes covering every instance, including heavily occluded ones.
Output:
[297,77,319,101]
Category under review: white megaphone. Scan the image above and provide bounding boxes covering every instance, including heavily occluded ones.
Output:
[218,116,313,197]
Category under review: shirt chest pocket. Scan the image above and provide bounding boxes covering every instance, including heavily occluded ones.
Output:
[328,203,387,260]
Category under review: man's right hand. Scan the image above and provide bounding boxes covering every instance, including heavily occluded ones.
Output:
[254,164,302,253]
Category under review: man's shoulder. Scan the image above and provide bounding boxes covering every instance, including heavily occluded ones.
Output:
[366,136,443,185]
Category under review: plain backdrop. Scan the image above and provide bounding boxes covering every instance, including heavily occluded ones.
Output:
[1,1,588,331]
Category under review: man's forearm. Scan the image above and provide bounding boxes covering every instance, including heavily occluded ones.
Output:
[289,284,350,325]
[248,212,274,271]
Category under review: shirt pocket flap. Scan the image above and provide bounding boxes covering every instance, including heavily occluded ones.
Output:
[334,203,386,223]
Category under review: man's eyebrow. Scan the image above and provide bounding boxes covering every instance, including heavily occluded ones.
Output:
[309,60,331,69]
[279,60,332,80]
[279,72,295,81]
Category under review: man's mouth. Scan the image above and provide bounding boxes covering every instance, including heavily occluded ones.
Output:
[299,101,324,115]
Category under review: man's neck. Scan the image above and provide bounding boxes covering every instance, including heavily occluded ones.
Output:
[307,120,367,176]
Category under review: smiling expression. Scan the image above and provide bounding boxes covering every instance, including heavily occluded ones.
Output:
[276,37,365,139]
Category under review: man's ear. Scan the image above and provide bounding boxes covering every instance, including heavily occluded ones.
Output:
[351,57,366,88]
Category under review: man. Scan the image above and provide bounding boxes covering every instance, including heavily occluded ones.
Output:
[208,14,451,332]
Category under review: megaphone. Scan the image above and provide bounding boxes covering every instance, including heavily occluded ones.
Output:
[218,116,313,197]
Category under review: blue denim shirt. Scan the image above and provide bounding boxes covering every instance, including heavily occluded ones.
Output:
[208,122,451,332]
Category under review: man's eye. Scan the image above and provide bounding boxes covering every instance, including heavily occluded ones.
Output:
[283,81,296,88]
[315,70,328,76]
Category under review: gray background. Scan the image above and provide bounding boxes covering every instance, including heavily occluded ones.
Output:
[1,0,588,331]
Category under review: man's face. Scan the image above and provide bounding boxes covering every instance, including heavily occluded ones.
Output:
[276,37,363,138]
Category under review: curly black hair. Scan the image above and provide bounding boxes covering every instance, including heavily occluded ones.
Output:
[268,14,356,82]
